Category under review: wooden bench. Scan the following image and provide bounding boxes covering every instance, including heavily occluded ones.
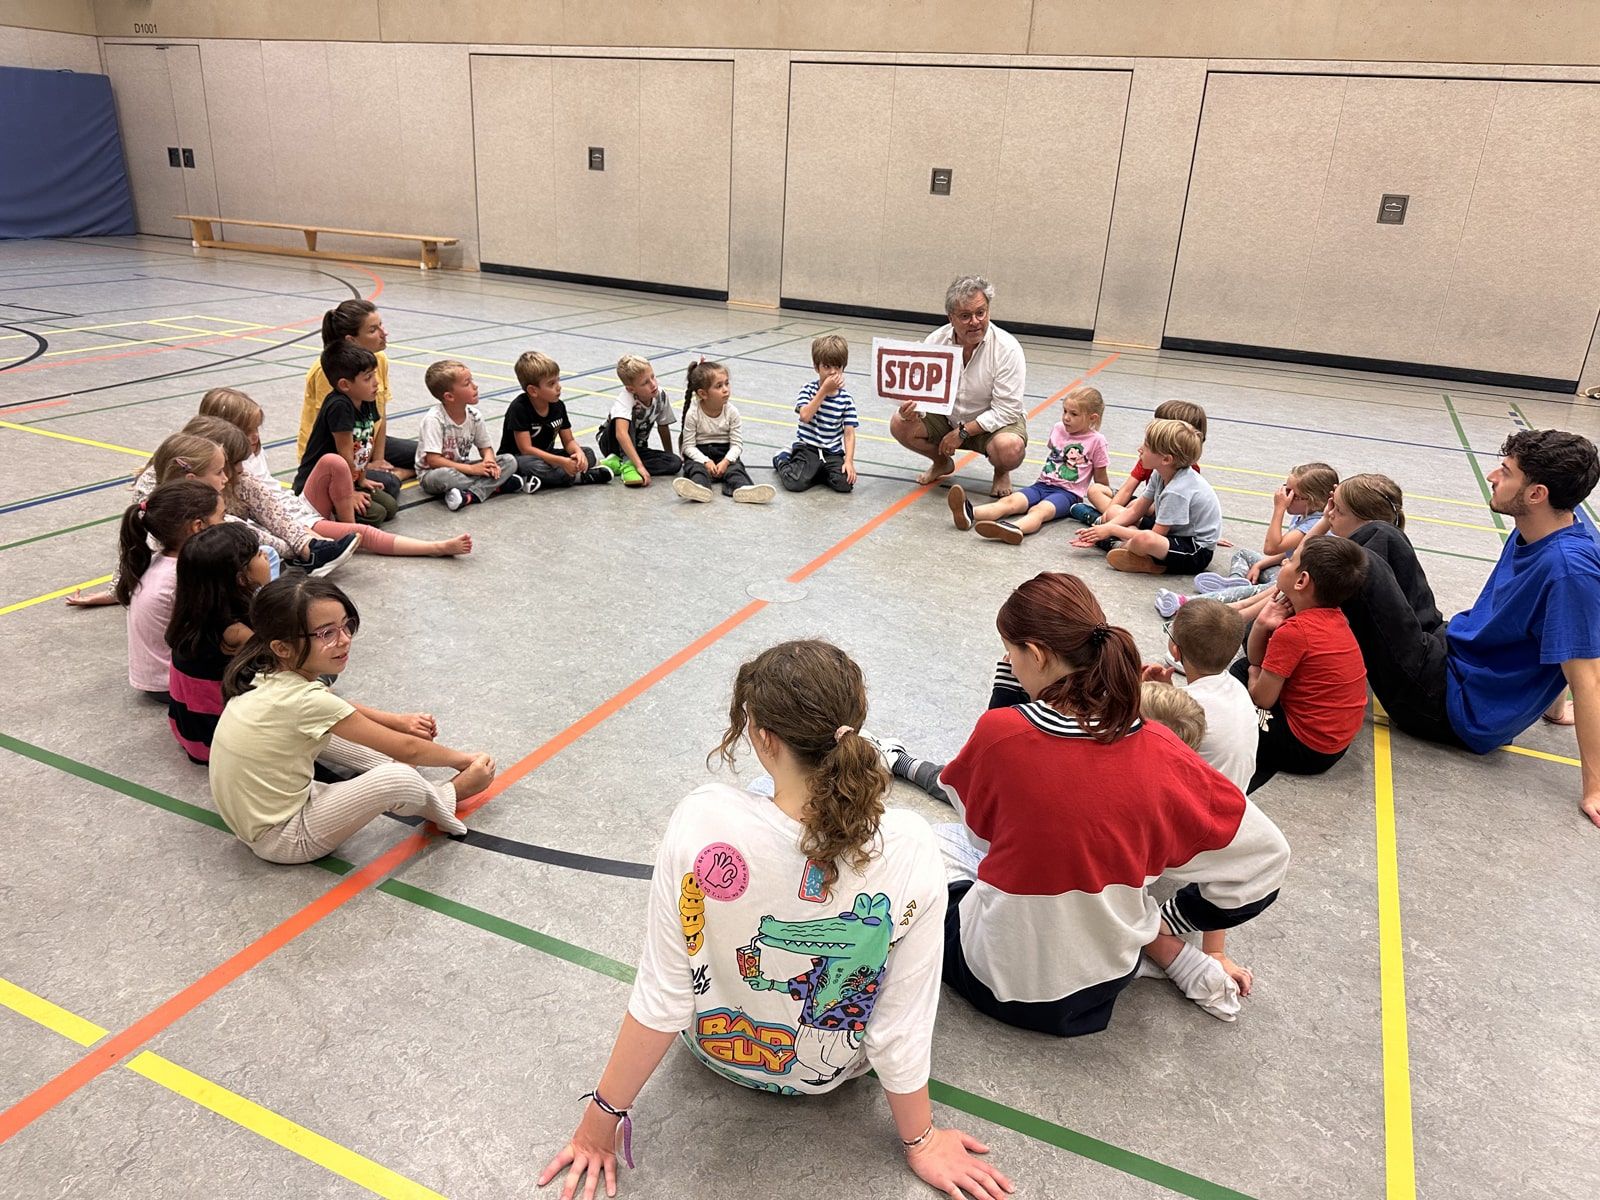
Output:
[177,215,458,271]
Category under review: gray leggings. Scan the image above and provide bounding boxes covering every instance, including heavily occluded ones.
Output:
[246,735,456,864]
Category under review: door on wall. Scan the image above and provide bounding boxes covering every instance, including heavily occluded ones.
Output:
[103,43,220,239]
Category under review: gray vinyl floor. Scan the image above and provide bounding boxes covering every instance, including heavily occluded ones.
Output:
[1,236,1596,1200]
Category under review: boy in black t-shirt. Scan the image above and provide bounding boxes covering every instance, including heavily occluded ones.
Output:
[292,341,400,526]
[499,351,615,490]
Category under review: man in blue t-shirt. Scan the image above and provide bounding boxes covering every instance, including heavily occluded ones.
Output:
[1339,429,1600,826]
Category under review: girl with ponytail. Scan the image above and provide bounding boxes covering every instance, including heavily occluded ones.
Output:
[296,299,415,478]
[887,572,1289,1038]
[539,640,1011,1200]
[119,480,226,693]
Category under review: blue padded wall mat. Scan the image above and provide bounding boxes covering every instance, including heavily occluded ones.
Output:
[0,66,136,239]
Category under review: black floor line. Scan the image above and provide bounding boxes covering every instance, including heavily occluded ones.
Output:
[383,813,653,879]
[0,324,48,372]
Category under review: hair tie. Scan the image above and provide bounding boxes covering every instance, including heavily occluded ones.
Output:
[138,498,148,512]
[834,725,854,743]
[1089,625,1111,648]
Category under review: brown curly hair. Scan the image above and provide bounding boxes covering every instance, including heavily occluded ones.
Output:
[712,640,888,893]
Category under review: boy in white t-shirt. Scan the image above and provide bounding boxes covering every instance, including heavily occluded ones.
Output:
[601,354,684,487]
[416,360,523,511]
[1144,598,1258,796]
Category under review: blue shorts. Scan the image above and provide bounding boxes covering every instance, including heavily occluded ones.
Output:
[1016,483,1077,521]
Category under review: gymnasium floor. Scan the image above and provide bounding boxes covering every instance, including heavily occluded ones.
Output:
[1,236,1596,1200]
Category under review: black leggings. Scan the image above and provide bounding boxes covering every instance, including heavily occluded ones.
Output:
[682,442,752,494]
[1228,661,1347,792]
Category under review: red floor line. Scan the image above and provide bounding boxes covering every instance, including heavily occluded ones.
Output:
[0,349,1117,1146]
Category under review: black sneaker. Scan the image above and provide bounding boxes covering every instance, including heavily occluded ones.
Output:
[305,533,359,576]
[584,463,615,485]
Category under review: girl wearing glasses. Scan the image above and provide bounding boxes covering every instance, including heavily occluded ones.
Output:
[208,575,495,863]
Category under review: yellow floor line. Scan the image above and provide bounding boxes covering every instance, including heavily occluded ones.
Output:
[0,421,148,458]
[1371,710,1417,1200]
[0,976,443,1199]
[0,315,214,343]
[1500,743,1581,767]
[0,576,114,617]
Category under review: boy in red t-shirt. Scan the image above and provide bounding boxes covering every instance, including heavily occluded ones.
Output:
[1230,536,1369,792]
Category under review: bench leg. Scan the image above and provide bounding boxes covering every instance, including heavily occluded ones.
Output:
[303,230,319,252]
[420,241,439,270]
[189,219,214,245]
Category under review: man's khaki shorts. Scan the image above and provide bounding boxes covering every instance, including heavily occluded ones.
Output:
[922,413,1029,456]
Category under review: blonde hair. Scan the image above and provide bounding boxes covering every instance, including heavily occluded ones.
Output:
[1169,598,1245,677]
[424,359,469,400]
[180,416,249,508]
[1153,399,1207,442]
[712,641,887,894]
[1290,462,1339,511]
[145,432,225,487]
[1144,417,1204,470]
[1064,385,1104,420]
[617,354,652,385]
[1338,473,1406,530]
[515,350,560,390]
[197,387,261,435]
[811,334,849,371]
[1140,681,1207,752]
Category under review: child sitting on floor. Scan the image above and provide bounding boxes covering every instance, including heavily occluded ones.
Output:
[294,342,400,526]
[166,523,271,764]
[1071,418,1221,575]
[1144,599,1258,796]
[417,360,524,510]
[209,575,497,863]
[1230,537,1369,792]
[603,354,683,487]
[774,334,860,493]
[674,359,774,504]
[1156,463,1337,618]
[536,640,1009,1200]
[120,480,227,696]
[947,386,1109,544]
[500,351,615,489]
[1082,399,1208,522]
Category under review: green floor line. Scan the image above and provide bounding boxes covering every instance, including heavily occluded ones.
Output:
[1442,394,1506,542]
[0,513,121,553]
[0,729,1253,1200]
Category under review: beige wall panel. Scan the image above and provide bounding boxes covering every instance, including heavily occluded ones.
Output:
[1095,58,1206,346]
[90,0,378,42]
[391,44,476,265]
[1433,82,1600,382]
[164,44,221,226]
[102,42,188,237]
[198,40,279,229]
[989,68,1129,329]
[1332,0,1600,68]
[470,55,557,269]
[726,49,790,306]
[1293,77,1498,362]
[1030,0,1342,60]
[1579,314,1600,396]
[877,65,1008,314]
[551,57,641,280]
[26,28,101,70]
[0,1,95,35]
[255,41,333,248]
[780,63,895,307]
[0,23,25,63]
[1165,73,1348,348]
[775,0,1030,54]
[637,59,732,291]
[321,42,407,234]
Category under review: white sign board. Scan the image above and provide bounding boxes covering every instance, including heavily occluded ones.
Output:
[871,338,958,415]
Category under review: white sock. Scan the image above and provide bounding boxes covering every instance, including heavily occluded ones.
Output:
[1163,943,1241,1022]
[1134,954,1167,980]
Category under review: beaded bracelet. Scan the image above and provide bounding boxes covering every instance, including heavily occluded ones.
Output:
[580,1089,635,1168]
[902,1123,935,1150]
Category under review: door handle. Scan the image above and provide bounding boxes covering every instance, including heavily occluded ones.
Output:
[182,148,195,168]
[167,147,181,167]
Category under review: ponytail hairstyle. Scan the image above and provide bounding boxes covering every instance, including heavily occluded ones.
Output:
[321,299,377,346]
[224,575,360,698]
[140,431,220,487]
[711,640,888,894]
[1337,473,1406,530]
[684,358,728,406]
[166,523,261,660]
[197,387,263,443]
[995,572,1142,744]
[1289,461,1339,512]
[115,480,222,605]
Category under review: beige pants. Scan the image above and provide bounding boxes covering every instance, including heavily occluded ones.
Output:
[247,735,455,864]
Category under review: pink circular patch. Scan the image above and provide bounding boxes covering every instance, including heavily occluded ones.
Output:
[693,842,749,901]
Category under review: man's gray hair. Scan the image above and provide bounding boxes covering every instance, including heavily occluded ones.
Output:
[945,275,994,314]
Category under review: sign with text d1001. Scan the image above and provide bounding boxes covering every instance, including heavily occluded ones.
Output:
[873,338,958,414]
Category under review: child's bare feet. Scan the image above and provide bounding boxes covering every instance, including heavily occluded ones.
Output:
[452,752,496,801]
[437,534,472,557]
[65,590,117,608]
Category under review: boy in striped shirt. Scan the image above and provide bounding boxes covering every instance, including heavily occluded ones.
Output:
[775,334,859,493]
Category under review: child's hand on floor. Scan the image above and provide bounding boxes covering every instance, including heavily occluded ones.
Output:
[637,469,652,486]
[1208,952,1254,996]
[1072,524,1114,547]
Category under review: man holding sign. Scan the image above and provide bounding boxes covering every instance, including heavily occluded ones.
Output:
[888,275,1028,497]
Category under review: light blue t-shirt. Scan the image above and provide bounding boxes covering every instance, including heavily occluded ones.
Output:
[1445,519,1600,752]
[1140,467,1223,547]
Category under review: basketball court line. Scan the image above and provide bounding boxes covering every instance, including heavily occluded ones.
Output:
[0,353,1118,1147]
[1370,711,1417,1200]
[0,977,444,1199]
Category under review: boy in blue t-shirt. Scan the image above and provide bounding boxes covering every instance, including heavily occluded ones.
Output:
[774,335,859,493]
[1341,429,1600,825]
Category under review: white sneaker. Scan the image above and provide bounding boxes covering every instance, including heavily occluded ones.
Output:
[444,487,465,511]
[1154,589,1185,619]
[521,474,543,494]
[733,483,776,505]
[674,477,714,503]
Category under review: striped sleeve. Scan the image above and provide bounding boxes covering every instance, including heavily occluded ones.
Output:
[1159,798,1289,934]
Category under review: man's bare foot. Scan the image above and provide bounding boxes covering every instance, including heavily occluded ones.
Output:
[65,590,117,608]
[989,472,1013,498]
[1543,697,1575,726]
[916,457,955,487]
[436,534,472,557]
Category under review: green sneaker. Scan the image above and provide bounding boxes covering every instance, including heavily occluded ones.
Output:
[598,454,626,475]
[617,459,645,487]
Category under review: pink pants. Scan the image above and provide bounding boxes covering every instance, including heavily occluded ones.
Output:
[303,455,397,552]
[311,518,397,555]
